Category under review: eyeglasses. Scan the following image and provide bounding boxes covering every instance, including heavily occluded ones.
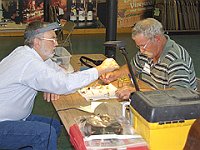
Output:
[136,39,151,49]
[39,37,58,43]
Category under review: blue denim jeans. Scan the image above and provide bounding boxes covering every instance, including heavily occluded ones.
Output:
[0,114,61,150]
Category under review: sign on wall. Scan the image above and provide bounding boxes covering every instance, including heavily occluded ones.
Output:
[117,0,154,28]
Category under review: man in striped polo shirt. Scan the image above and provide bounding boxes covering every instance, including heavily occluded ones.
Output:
[100,18,197,99]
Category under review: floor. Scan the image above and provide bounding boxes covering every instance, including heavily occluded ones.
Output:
[0,33,200,149]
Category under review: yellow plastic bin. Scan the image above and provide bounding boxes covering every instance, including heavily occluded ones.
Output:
[130,89,200,150]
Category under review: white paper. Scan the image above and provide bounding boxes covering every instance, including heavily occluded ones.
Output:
[78,102,103,113]
[84,134,142,141]
[78,83,118,101]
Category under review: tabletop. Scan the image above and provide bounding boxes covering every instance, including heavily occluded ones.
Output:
[52,54,151,132]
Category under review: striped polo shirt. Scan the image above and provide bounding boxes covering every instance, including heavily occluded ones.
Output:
[131,35,197,90]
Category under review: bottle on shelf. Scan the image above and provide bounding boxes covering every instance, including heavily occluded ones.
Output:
[87,0,93,22]
[70,0,77,22]
[78,0,85,22]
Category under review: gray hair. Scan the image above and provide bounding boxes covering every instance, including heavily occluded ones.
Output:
[132,18,164,39]
[24,21,50,48]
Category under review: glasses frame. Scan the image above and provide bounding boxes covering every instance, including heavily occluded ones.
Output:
[39,37,58,43]
[136,39,151,49]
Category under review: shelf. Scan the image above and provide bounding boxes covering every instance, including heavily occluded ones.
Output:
[166,30,200,35]
[0,26,132,37]
[1,23,199,37]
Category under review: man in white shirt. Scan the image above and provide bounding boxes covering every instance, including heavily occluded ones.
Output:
[0,21,119,149]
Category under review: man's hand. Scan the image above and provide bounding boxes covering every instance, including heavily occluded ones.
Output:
[43,92,60,102]
[99,64,129,84]
[96,58,119,76]
[115,86,135,100]
[100,72,119,84]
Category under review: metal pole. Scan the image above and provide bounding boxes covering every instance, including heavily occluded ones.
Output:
[119,47,140,91]
[105,0,118,58]
[44,0,49,22]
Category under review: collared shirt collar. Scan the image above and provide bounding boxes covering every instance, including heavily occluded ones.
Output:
[157,34,173,63]
[24,45,44,61]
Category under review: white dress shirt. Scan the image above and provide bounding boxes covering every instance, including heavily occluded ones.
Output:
[0,45,98,121]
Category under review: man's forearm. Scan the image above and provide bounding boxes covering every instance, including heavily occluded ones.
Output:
[114,64,130,77]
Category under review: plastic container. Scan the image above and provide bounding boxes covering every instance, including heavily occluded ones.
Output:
[52,47,74,72]
[130,89,200,150]
[69,115,149,150]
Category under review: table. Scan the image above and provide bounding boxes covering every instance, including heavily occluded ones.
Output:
[52,54,151,132]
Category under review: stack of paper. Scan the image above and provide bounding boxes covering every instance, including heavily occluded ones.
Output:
[78,83,118,101]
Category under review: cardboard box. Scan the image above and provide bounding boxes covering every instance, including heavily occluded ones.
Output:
[130,89,200,150]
